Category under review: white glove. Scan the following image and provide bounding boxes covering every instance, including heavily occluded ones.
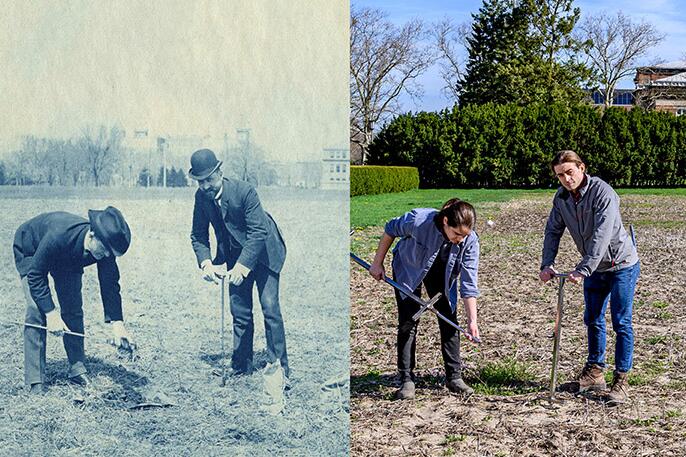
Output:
[227,262,251,286]
[111,320,134,348]
[45,309,70,336]
[200,260,226,284]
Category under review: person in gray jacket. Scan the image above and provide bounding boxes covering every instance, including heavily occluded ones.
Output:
[370,198,480,400]
[540,150,640,406]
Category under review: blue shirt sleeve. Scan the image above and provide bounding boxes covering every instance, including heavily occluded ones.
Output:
[459,235,480,298]
[384,210,419,238]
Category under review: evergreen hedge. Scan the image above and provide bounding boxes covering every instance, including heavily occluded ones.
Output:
[368,103,686,188]
[350,165,420,196]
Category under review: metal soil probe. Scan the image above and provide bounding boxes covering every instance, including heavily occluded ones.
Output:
[350,252,481,344]
[220,276,226,387]
[549,273,568,398]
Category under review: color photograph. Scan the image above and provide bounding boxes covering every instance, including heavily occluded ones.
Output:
[350,0,686,455]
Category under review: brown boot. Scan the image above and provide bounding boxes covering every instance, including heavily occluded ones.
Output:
[577,363,606,393]
[606,371,629,406]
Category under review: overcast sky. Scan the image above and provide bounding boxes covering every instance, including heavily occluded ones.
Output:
[0,1,348,162]
[355,0,686,112]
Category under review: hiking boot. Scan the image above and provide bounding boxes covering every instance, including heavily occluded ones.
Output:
[577,363,606,393]
[606,371,629,406]
[395,380,415,400]
[446,378,474,396]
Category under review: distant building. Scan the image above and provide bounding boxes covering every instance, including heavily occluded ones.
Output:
[271,160,322,188]
[321,148,349,190]
[121,129,215,187]
[634,61,686,115]
[588,89,635,109]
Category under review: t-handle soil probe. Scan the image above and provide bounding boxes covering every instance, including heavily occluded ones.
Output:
[549,272,568,399]
[220,276,226,387]
[21,322,86,338]
[350,252,481,343]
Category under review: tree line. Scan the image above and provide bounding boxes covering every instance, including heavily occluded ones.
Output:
[0,126,284,187]
[369,103,686,188]
[351,0,666,163]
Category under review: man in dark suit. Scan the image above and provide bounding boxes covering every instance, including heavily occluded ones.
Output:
[13,206,134,393]
[189,148,289,380]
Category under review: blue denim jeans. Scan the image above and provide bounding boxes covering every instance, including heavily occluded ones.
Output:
[583,261,640,372]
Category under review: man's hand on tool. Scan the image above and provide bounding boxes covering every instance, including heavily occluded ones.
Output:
[539,266,557,283]
[369,261,386,281]
[466,321,480,342]
[45,309,69,336]
[111,320,135,347]
[201,260,226,284]
[567,271,584,284]
[227,263,250,286]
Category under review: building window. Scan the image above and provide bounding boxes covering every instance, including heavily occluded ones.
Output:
[592,91,604,105]
[614,92,634,105]
[336,164,341,173]
[677,108,686,116]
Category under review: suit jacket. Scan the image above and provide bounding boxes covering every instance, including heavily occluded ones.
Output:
[191,177,286,274]
[13,211,124,321]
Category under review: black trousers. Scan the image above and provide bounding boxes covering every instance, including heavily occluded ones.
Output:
[395,265,461,382]
[228,263,289,376]
[22,273,87,385]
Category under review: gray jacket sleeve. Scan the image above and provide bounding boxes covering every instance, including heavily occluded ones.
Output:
[575,188,618,277]
[541,197,565,270]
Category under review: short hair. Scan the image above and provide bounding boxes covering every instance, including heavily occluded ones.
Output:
[434,198,476,229]
[550,150,585,173]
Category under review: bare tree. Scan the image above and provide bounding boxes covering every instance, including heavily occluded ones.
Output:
[350,5,434,164]
[578,10,665,107]
[433,18,470,103]
[80,125,124,186]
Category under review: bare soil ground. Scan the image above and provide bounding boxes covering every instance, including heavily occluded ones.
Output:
[0,186,349,457]
[351,194,686,457]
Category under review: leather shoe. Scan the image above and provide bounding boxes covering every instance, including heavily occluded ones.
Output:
[68,373,91,387]
[29,382,46,394]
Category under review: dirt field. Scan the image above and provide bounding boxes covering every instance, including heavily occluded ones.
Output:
[0,186,349,457]
[350,193,686,457]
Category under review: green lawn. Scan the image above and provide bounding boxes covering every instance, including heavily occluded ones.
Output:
[351,187,686,228]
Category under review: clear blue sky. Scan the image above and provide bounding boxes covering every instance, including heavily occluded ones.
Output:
[355,0,686,112]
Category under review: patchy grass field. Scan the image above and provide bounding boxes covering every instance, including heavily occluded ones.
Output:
[0,186,349,457]
[350,191,686,456]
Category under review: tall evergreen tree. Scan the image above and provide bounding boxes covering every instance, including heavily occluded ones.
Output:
[459,0,528,105]
[459,0,591,106]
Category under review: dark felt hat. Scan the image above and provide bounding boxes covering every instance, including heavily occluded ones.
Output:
[188,148,222,180]
[88,206,131,257]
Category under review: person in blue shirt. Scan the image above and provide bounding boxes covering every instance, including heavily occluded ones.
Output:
[369,198,480,400]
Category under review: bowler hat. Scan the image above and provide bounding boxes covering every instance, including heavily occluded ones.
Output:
[188,149,222,180]
[88,206,131,256]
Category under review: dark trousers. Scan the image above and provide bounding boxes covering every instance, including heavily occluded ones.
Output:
[395,266,461,382]
[228,263,288,376]
[22,273,87,385]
